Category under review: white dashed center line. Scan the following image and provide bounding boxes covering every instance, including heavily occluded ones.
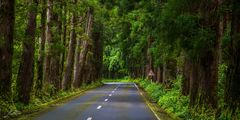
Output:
[87,117,92,120]
[112,91,115,93]
[109,94,112,96]
[97,105,102,109]
[104,99,108,102]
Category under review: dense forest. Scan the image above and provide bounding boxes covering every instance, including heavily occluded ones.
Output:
[0,0,240,119]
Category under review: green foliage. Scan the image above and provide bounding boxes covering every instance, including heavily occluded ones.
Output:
[145,83,165,102]
[135,77,222,119]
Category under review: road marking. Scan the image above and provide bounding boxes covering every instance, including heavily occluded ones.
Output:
[109,94,112,96]
[87,117,92,120]
[134,83,161,120]
[112,91,115,93]
[114,85,120,90]
[104,99,108,102]
[97,105,102,109]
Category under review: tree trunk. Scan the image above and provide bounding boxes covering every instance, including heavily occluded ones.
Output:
[73,40,89,88]
[44,0,53,85]
[196,0,221,109]
[225,0,240,114]
[0,0,15,115]
[189,62,199,107]
[63,3,77,90]
[60,2,67,83]
[182,55,190,96]
[17,0,38,104]
[36,0,47,95]
[45,0,62,92]
[73,8,93,88]
[92,23,103,81]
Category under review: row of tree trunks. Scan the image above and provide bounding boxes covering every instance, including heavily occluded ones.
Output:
[0,0,15,114]
[0,0,102,108]
[17,0,39,104]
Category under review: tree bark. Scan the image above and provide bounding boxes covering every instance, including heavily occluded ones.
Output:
[182,55,190,96]
[189,62,199,107]
[196,0,221,109]
[0,0,15,115]
[225,0,240,114]
[36,0,47,95]
[60,1,67,84]
[44,0,53,85]
[92,23,103,81]
[73,8,93,88]
[45,0,62,92]
[17,0,38,104]
[63,2,77,90]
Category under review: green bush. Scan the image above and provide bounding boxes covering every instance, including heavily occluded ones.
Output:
[135,77,220,119]
[145,83,165,102]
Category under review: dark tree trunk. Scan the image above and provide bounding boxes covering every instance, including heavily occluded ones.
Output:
[55,1,63,90]
[17,0,38,104]
[92,23,103,81]
[189,62,199,107]
[196,0,221,109]
[225,0,240,114]
[63,3,77,90]
[36,0,47,95]
[156,66,163,83]
[0,0,15,115]
[182,55,190,96]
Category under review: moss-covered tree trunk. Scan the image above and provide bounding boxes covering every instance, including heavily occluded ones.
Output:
[60,2,67,84]
[45,0,62,92]
[0,0,15,116]
[36,0,47,95]
[73,8,93,88]
[63,0,77,90]
[17,0,38,104]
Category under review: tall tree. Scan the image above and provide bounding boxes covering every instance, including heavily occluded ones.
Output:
[73,8,93,88]
[63,0,77,90]
[17,0,39,104]
[36,0,47,95]
[45,0,62,92]
[0,0,15,114]
[225,0,240,115]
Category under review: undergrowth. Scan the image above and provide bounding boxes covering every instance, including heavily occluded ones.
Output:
[4,81,102,119]
[133,77,233,120]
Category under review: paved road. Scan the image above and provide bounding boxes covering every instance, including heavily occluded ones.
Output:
[34,82,158,120]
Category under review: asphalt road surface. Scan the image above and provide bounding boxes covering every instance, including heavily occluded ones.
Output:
[34,82,158,120]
